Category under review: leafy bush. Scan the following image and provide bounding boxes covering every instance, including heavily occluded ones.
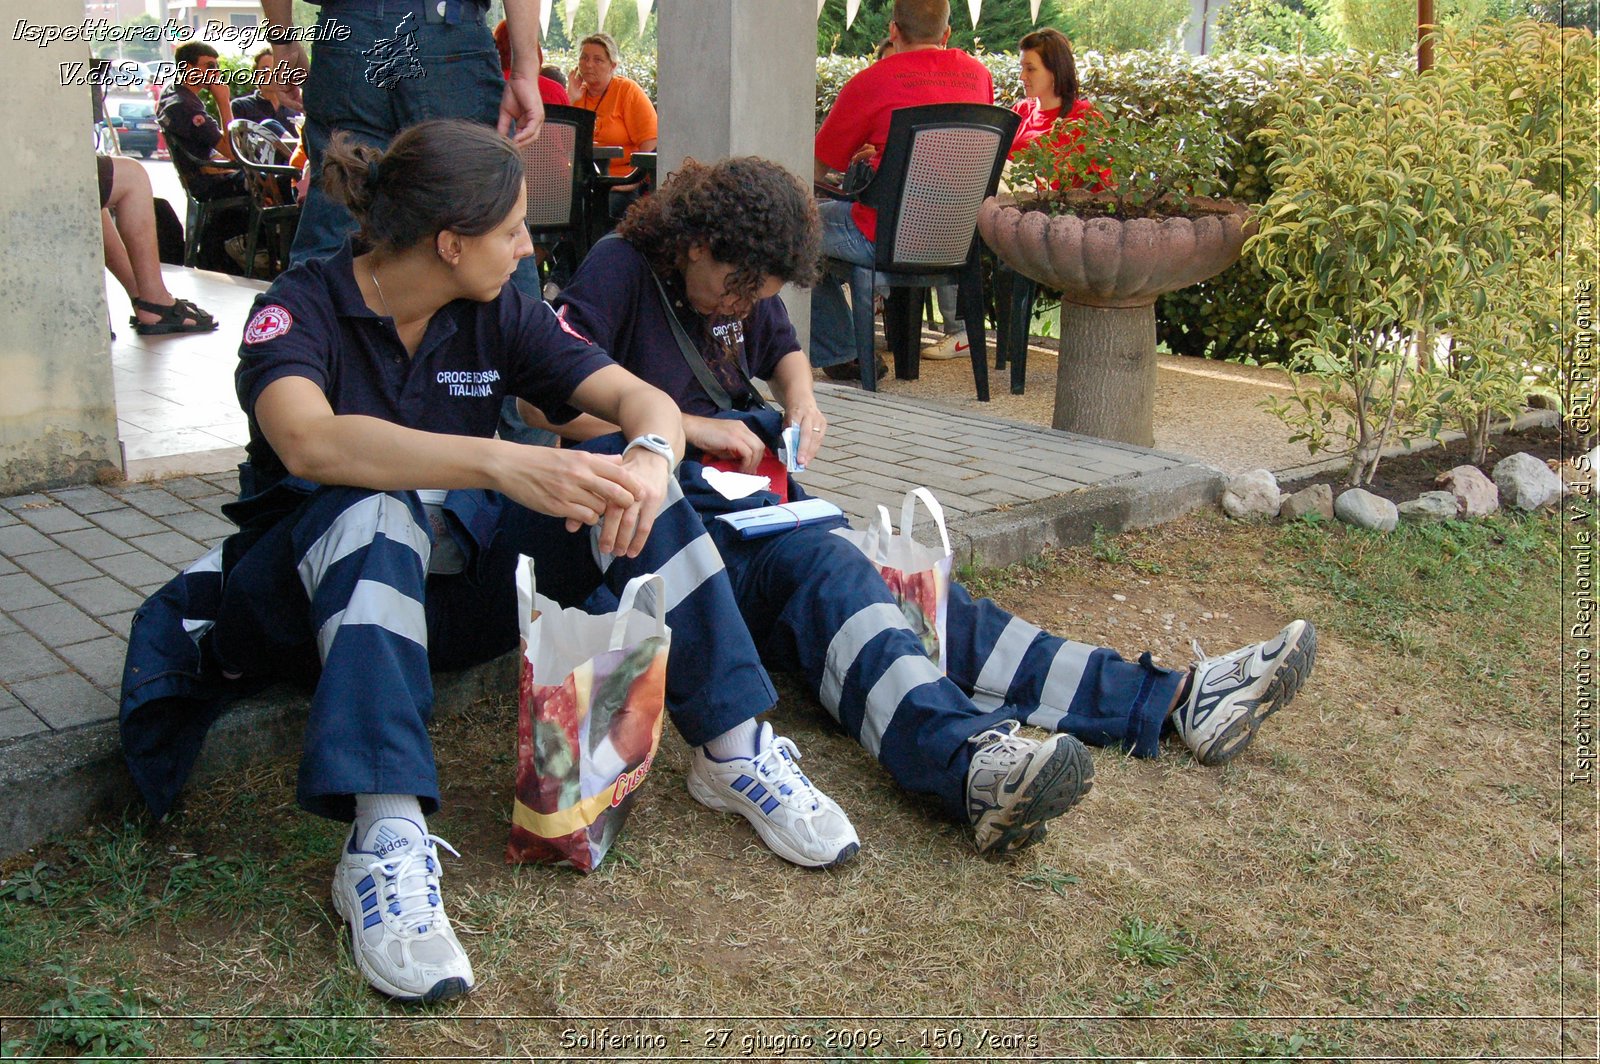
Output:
[1214,0,1341,53]
[1055,0,1190,53]
[1249,27,1572,485]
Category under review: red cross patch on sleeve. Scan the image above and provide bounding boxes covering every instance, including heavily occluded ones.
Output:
[244,305,294,344]
[554,305,592,345]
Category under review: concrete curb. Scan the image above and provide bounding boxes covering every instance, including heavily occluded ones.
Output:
[0,655,516,860]
[953,462,1227,570]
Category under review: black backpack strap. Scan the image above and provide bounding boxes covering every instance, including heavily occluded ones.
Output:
[595,233,770,413]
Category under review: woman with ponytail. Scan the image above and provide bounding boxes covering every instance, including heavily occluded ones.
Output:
[120,119,790,1007]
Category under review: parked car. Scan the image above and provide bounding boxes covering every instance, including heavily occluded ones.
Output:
[110,101,160,158]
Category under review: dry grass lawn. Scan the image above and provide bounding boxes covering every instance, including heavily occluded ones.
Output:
[0,506,1588,1061]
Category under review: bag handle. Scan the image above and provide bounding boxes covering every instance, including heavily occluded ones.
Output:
[522,556,539,622]
[610,572,667,649]
[861,503,894,560]
[899,487,952,556]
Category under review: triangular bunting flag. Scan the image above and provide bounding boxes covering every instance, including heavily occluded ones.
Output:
[636,0,653,33]
[596,0,611,31]
[539,0,551,36]
[845,0,861,29]
[565,0,581,33]
[1030,0,1042,22]
[968,0,982,29]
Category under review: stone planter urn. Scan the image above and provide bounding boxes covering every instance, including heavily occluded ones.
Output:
[978,191,1255,446]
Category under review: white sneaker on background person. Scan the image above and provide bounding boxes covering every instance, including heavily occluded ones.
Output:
[922,329,970,361]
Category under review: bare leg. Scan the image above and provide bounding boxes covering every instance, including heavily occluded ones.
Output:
[105,157,212,329]
[101,208,137,300]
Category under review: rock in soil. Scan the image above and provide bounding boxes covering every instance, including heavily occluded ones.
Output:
[1493,451,1563,511]
[1397,490,1459,524]
[1222,468,1280,519]
[1279,483,1334,522]
[1335,487,1399,531]
[1437,465,1500,518]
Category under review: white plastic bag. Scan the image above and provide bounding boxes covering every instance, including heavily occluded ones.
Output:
[833,487,953,671]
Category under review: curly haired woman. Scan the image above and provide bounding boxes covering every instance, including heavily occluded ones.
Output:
[526,157,1314,868]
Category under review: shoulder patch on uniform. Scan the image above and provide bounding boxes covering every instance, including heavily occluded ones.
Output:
[192,113,208,126]
[554,305,591,345]
[244,304,294,344]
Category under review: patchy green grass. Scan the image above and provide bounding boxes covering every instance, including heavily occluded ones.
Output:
[0,507,1580,1060]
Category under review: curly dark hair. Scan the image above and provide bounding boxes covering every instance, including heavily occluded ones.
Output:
[617,157,821,303]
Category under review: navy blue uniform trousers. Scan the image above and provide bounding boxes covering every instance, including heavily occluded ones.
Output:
[121,476,771,822]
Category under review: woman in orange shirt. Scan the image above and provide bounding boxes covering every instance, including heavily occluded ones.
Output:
[567,32,657,218]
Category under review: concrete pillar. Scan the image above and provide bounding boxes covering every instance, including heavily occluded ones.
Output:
[656,0,816,345]
[0,0,120,493]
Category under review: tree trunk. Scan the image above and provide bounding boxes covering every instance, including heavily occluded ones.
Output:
[1052,301,1158,446]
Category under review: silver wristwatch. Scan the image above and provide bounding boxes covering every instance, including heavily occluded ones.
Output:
[622,432,678,470]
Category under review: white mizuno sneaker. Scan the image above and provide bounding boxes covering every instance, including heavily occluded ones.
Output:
[1173,620,1317,766]
[687,722,860,868]
[331,817,474,1003]
[966,721,1094,856]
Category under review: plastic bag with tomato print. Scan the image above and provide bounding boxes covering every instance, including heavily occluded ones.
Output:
[507,560,669,873]
[832,487,952,672]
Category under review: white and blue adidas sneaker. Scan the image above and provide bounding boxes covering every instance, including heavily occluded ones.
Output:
[687,722,860,868]
[331,817,474,1004]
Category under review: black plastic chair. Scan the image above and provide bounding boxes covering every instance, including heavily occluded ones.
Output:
[164,136,249,269]
[823,102,1020,400]
[992,264,1040,395]
[227,119,300,280]
[521,105,599,288]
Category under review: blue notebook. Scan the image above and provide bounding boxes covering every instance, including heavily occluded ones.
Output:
[712,499,844,540]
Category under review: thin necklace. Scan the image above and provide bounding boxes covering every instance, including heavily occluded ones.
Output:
[370,263,394,319]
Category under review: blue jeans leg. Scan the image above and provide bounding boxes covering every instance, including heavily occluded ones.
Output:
[291,6,506,265]
[811,199,877,369]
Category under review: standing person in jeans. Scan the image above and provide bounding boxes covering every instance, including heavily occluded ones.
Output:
[260,0,544,285]
[260,0,550,442]
[810,0,993,381]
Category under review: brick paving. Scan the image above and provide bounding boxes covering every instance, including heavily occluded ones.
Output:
[0,472,237,745]
[0,384,1193,751]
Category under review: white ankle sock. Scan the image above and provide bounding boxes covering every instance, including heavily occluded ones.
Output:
[703,719,760,760]
[353,793,425,846]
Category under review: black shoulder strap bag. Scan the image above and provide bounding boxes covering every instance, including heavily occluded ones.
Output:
[597,234,773,414]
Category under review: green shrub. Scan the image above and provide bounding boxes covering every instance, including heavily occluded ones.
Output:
[1214,0,1341,53]
[1249,27,1571,485]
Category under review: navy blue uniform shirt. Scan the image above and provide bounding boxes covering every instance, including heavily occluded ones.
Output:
[553,236,800,417]
[235,241,616,494]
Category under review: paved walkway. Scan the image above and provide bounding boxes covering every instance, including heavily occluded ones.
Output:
[3,267,1224,857]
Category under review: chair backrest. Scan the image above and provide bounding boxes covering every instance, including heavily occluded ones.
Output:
[227,120,299,209]
[522,104,596,236]
[862,103,1021,273]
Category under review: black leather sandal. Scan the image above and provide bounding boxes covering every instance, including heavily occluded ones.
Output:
[130,297,218,336]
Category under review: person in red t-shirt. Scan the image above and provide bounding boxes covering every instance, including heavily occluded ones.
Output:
[1008,27,1110,190]
[809,0,994,377]
[494,20,570,106]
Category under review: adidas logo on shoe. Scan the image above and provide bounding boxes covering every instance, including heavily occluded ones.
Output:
[372,824,411,859]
